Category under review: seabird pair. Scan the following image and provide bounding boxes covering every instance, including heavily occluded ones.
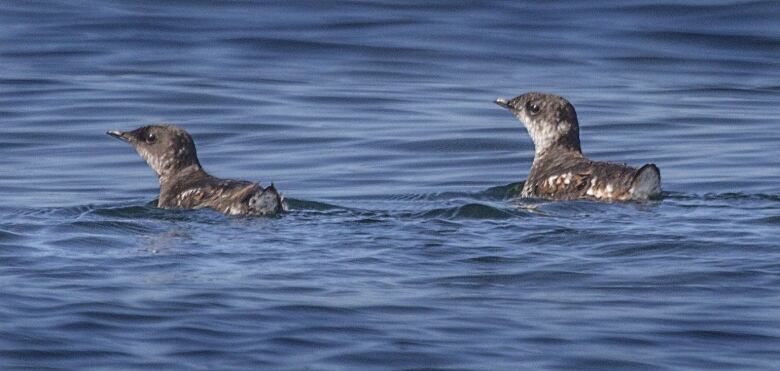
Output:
[107,92,660,216]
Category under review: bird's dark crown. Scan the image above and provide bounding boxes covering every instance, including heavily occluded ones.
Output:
[495,92,582,156]
[107,124,202,178]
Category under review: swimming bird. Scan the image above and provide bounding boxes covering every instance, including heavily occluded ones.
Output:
[495,92,661,201]
[107,125,287,216]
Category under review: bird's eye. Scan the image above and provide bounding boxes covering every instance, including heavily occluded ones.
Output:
[145,132,156,144]
[527,102,541,115]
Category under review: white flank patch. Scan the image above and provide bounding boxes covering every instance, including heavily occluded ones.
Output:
[179,188,199,199]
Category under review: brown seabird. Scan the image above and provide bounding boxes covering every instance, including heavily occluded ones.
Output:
[107,124,287,216]
[495,92,661,201]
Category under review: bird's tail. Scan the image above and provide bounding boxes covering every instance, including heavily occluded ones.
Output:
[248,183,288,215]
[629,164,661,200]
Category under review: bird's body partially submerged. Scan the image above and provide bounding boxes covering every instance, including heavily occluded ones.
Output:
[522,150,660,201]
[495,92,661,202]
[107,125,286,216]
[159,169,285,216]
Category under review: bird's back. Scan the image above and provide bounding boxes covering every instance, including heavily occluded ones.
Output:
[523,152,660,201]
[161,174,287,216]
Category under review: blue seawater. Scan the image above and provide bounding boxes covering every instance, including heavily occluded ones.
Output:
[1,1,779,369]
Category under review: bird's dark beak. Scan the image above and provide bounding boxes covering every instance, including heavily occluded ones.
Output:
[106,130,131,142]
[495,98,512,109]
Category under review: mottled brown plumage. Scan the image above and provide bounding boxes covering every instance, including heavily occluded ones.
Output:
[495,92,661,201]
[107,125,286,216]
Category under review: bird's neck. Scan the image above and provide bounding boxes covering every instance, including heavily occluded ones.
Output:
[158,164,206,186]
[532,146,584,169]
[534,142,582,159]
